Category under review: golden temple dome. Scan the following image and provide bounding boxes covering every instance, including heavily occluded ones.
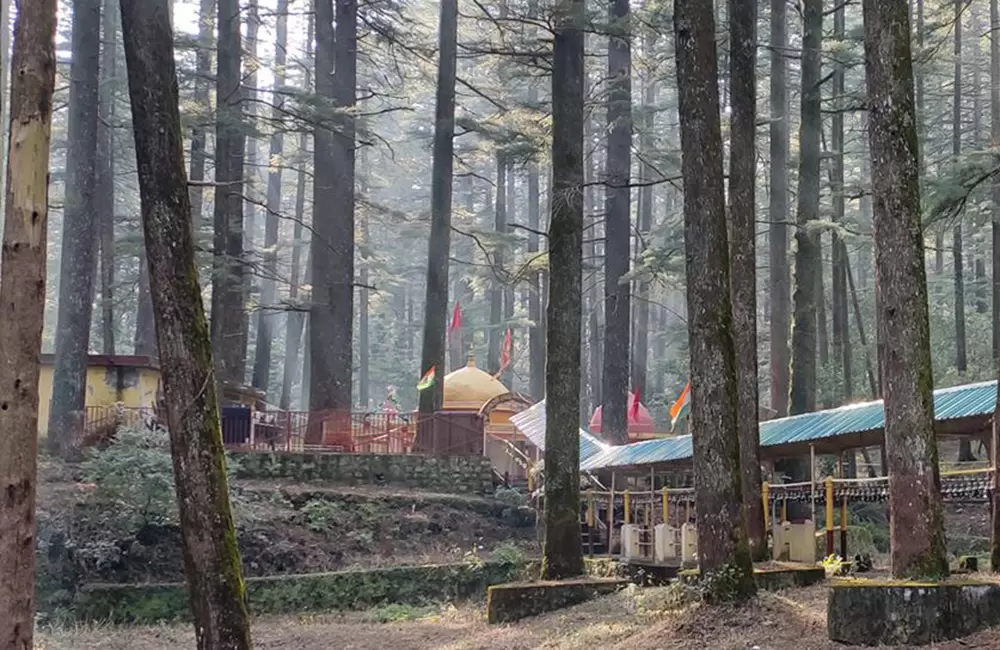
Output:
[442,357,513,411]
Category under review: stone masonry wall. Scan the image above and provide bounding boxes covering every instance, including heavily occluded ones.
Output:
[229,451,495,495]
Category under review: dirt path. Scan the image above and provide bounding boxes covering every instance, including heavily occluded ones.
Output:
[36,584,1000,650]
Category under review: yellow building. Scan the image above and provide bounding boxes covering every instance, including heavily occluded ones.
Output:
[37,354,162,436]
[441,358,532,480]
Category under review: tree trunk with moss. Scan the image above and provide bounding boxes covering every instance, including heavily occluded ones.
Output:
[674,0,755,600]
[119,1,254,645]
[47,0,101,456]
[542,0,585,581]
[0,2,57,645]
[728,0,765,562]
[862,0,949,580]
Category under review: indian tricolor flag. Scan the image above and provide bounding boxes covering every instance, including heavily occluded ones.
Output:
[417,366,436,391]
[669,382,690,432]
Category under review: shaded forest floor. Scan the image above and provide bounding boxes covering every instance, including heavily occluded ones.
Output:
[37,456,538,585]
[36,583,1000,649]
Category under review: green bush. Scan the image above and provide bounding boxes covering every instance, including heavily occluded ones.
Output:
[80,425,177,534]
[300,498,343,533]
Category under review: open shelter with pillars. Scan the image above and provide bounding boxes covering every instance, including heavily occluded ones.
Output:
[514,380,1000,566]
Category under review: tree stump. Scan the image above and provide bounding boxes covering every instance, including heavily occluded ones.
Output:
[827,580,1000,646]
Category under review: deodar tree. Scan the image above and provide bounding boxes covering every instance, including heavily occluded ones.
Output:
[118,0,254,645]
[728,0,765,561]
[0,0,57,644]
[862,0,948,580]
[542,0,586,581]
[674,0,755,601]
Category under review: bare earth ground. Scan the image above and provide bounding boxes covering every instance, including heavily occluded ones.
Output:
[35,583,1000,650]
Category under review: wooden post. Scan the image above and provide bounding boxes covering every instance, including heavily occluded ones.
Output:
[825,476,835,556]
[811,443,817,523]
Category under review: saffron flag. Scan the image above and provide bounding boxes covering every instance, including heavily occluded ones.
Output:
[417,366,436,391]
[669,382,691,431]
[499,327,513,373]
[629,389,641,422]
[448,302,462,340]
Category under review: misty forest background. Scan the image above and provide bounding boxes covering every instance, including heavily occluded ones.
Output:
[21,0,1000,446]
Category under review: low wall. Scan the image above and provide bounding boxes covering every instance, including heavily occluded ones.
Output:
[229,451,495,495]
[73,561,523,623]
[486,578,629,624]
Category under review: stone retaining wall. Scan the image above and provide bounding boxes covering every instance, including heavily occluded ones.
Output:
[73,561,523,623]
[229,451,495,495]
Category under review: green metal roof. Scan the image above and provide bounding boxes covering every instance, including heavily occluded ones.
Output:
[580,380,997,472]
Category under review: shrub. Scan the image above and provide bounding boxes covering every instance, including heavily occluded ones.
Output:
[300,498,343,533]
[80,425,177,534]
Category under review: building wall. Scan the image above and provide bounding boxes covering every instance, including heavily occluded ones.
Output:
[37,364,161,435]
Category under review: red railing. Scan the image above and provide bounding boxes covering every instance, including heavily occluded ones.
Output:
[81,405,422,455]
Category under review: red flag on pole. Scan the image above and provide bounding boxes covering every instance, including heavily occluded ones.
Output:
[498,327,512,374]
[630,389,641,422]
[448,301,462,341]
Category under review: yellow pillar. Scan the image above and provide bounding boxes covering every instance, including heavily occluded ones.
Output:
[624,490,631,525]
[586,491,595,527]
[661,487,669,526]
[685,499,690,524]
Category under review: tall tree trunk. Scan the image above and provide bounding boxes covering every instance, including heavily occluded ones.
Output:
[728,0,765,562]
[188,0,215,226]
[134,248,157,356]
[98,0,118,356]
[542,0,585,581]
[119,1,254,641]
[601,0,632,445]
[358,168,370,408]
[780,0,822,514]
[243,0,260,369]
[862,0,949,580]
[310,0,357,417]
[503,162,516,389]
[0,1,56,643]
[280,6,313,412]
[633,28,656,404]
[789,0,822,416]
[489,153,506,374]
[48,0,102,456]
[211,0,248,388]
[994,0,1000,361]
[251,0,289,396]
[953,0,967,375]
[992,0,1000,569]
[584,114,602,414]
[831,0,849,403]
[769,0,791,417]
[418,0,458,417]
[528,160,545,399]
[675,0,755,600]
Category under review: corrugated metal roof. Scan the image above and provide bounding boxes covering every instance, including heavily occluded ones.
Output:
[509,400,609,462]
[580,380,998,472]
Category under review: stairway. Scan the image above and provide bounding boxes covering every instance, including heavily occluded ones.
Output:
[580,521,608,555]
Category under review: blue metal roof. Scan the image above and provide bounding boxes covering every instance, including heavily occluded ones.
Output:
[509,399,609,462]
[579,380,998,472]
